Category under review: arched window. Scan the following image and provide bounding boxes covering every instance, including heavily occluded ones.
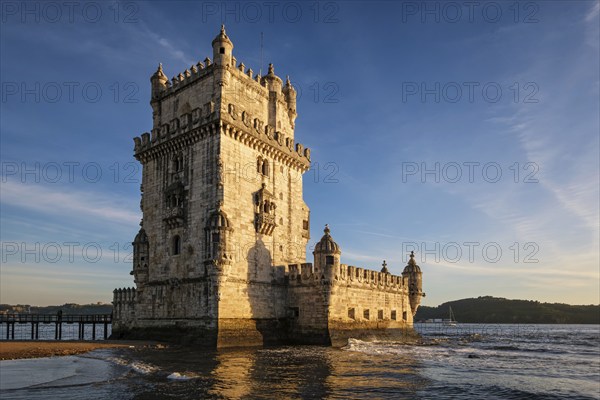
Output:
[262,160,269,176]
[257,158,262,174]
[172,235,181,255]
[211,232,220,258]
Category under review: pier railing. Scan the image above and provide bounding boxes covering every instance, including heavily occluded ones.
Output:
[0,313,112,340]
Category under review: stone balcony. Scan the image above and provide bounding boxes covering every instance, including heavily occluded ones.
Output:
[164,206,185,228]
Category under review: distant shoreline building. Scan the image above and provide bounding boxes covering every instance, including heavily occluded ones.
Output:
[112,27,424,347]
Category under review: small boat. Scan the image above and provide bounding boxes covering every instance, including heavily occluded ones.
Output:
[443,306,457,326]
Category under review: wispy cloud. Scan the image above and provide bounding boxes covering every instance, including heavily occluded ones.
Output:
[585,1,600,22]
[1,181,140,225]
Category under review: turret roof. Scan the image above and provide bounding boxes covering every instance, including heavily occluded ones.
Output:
[314,224,341,254]
[402,251,422,274]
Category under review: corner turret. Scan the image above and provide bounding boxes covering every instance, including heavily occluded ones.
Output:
[283,76,298,125]
[402,251,424,316]
[131,226,149,286]
[212,24,234,66]
[204,204,234,268]
[262,63,283,93]
[150,63,168,98]
[313,224,341,279]
[150,64,169,127]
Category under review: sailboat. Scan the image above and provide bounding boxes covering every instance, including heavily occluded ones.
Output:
[443,306,457,326]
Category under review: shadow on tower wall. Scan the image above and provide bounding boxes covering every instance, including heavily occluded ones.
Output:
[243,237,290,345]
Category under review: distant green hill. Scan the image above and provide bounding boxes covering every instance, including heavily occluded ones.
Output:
[415,296,600,324]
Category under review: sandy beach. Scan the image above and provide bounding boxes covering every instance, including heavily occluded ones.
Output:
[0,341,133,360]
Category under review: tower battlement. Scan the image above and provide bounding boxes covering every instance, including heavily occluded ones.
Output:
[287,263,407,292]
[134,26,309,170]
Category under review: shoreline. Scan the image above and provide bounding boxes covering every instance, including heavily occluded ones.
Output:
[0,340,156,361]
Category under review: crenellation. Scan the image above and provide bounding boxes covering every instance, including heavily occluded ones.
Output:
[301,262,314,278]
[327,263,407,293]
[141,132,150,147]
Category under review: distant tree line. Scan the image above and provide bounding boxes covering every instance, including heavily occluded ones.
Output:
[415,296,600,324]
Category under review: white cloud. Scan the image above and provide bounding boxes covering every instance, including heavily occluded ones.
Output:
[1,181,140,225]
[585,1,600,22]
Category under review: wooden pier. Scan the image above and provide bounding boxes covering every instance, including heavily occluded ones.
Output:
[0,313,112,340]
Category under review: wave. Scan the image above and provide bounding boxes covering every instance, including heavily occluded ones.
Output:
[167,372,199,380]
[107,357,159,375]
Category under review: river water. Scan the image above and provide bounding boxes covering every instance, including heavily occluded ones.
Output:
[0,324,598,399]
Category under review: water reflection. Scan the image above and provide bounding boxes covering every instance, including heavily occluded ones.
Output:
[209,345,423,399]
[0,342,425,399]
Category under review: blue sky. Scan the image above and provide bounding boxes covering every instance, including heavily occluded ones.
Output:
[1,1,598,306]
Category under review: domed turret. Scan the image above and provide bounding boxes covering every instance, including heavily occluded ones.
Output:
[206,208,232,230]
[150,63,168,98]
[282,76,297,124]
[402,251,424,316]
[133,227,148,244]
[212,24,233,66]
[262,63,283,93]
[314,224,341,254]
[204,205,233,264]
[132,227,149,286]
[313,224,341,278]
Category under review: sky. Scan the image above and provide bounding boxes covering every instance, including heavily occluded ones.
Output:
[1,1,598,306]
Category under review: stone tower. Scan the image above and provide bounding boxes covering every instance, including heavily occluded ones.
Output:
[115,26,311,345]
[402,251,424,316]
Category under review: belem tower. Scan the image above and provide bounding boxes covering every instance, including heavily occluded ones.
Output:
[112,27,424,347]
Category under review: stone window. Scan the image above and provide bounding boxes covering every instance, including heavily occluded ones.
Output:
[378,310,384,320]
[211,232,220,258]
[326,255,334,265]
[363,309,370,320]
[172,235,181,255]
[348,308,355,320]
[288,307,299,318]
[391,310,397,320]
[403,311,408,321]
[219,47,225,54]
[167,194,182,208]
[257,157,269,177]
[173,155,183,172]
